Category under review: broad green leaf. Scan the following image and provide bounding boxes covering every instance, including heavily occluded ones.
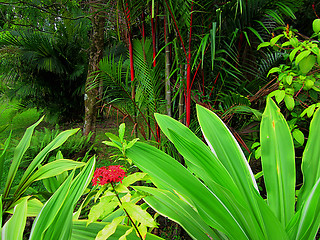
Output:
[295,50,311,65]
[2,196,28,240]
[282,41,292,47]
[32,160,84,181]
[313,19,320,33]
[119,227,133,240]
[251,189,289,240]
[251,142,260,149]
[119,123,125,142]
[155,114,261,237]
[165,128,266,239]
[275,90,285,104]
[71,220,164,240]
[16,128,79,202]
[88,194,118,225]
[96,216,125,240]
[257,41,269,50]
[3,116,44,198]
[6,197,43,217]
[137,224,147,240]
[41,156,95,240]
[122,202,157,227]
[287,177,320,239]
[126,138,139,149]
[105,132,120,142]
[16,160,85,198]
[300,105,316,118]
[270,34,284,46]
[255,147,261,159]
[299,55,316,74]
[102,140,120,148]
[43,177,61,193]
[267,67,281,77]
[289,46,302,62]
[29,171,74,240]
[284,95,295,111]
[297,108,320,209]
[289,37,299,48]
[126,142,251,239]
[196,105,280,238]
[134,186,221,240]
[115,183,130,193]
[307,104,316,118]
[285,75,293,85]
[121,172,149,187]
[196,105,258,192]
[155,113,239,196]
[260,98,295,226]
[292,129,304,146]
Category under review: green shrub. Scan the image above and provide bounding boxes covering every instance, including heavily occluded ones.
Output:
[17,126,94,168]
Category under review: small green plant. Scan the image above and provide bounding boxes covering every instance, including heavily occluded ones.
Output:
[17,125,94,167]
[85,124,161,239]
[258,20,320,145]
[0,116,96,240]
[121,99,320,240]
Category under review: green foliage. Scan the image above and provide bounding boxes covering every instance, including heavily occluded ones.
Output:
[0,116,98,240]
[122,99,320,239]
[0,117,84,212]
[0,18,90,122]
[87,171,159,240]
[1,156,95,240]
[258,19,320,146]
[16,126,94,168]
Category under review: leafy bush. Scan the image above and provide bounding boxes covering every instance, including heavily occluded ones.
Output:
[123,99,320,240]
[17,126,93,168]
[258,19,320,146]
[0,116,95,238]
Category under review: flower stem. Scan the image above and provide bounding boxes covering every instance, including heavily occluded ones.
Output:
[111,182,144,240]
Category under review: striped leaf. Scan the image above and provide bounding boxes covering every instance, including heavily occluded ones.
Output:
[297,107,320,209]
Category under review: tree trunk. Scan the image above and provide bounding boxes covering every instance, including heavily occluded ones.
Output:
[164,11,171,117]
[179,64,185,123]
[83,5,105,136]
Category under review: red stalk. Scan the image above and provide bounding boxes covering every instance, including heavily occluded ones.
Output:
[125,2,134,82]
[128,35,134,82]
[164,0,187,59]
[186,1,194,127]
[150,4,160,142]
[141,11,145,40]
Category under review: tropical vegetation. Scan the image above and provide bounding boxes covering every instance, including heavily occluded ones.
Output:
[1,0,320,239]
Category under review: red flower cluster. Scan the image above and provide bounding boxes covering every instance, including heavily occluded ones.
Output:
[92,165,126,186]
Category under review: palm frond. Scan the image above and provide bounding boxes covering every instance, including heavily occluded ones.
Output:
[133,38,164,113]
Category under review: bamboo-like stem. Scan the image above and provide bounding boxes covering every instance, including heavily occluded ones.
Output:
[164,10,171,117]
[122,0,137,137]
[164,0,187,59]
[151,4,156,67]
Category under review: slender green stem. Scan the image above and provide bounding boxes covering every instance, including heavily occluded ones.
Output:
[111,182,143,240]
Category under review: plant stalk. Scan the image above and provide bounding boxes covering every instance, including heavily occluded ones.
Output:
[111,182,143,240]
